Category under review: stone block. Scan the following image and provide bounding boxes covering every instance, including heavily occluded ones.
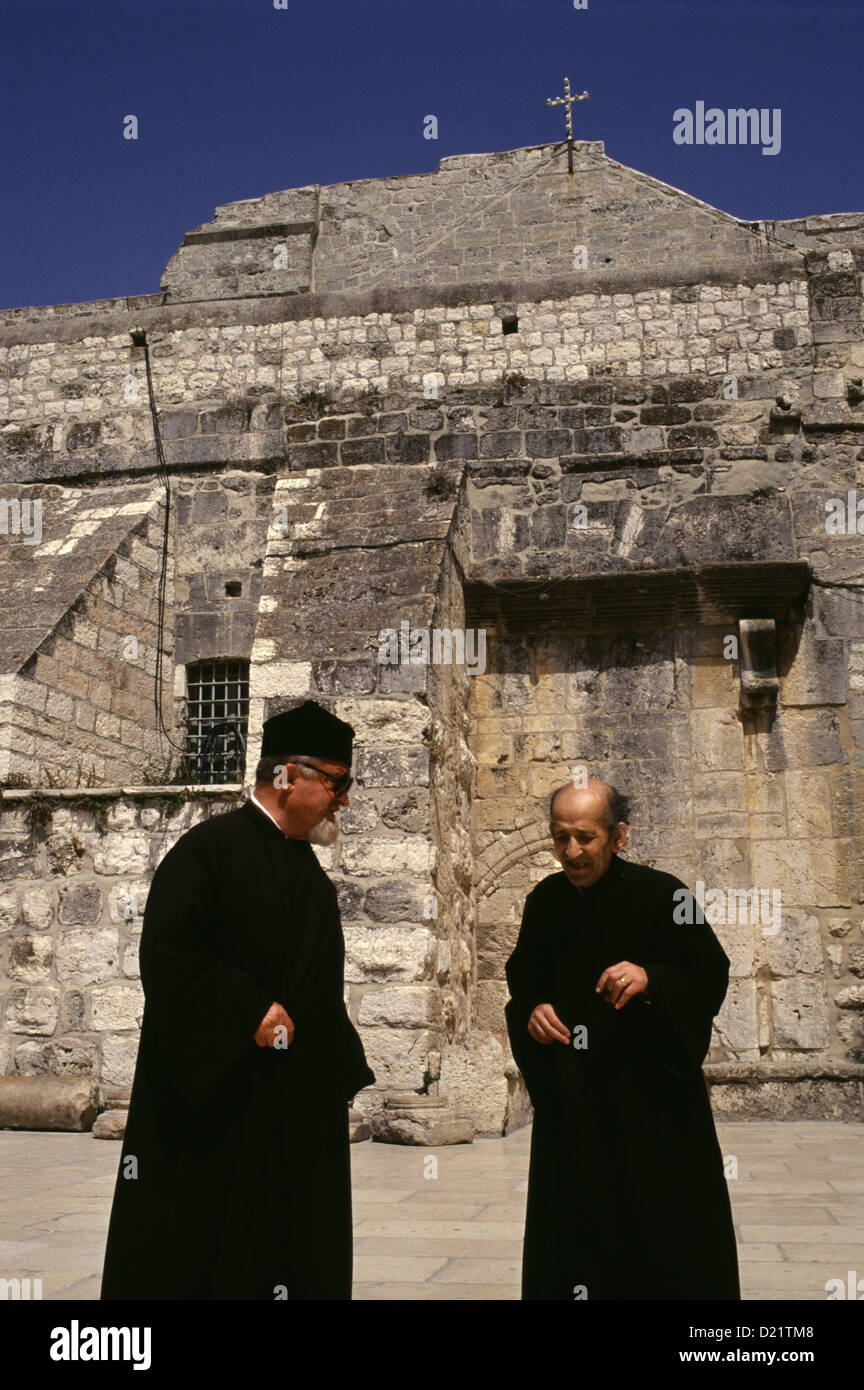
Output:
[18,887,54,933]
[434,433,478,461]
[713,979,759,1054]
[440,1033,508,1135]
[353,747,429,788]
[14,1038,97,1076]
[779,633,846,706]
[760,910,823,976]
[362,880,432,924]
[7,934,53,983]
[377,661,428,694]
[357,986,439,1027]
[691,661,737,708]
[92,1109,128,1140]
[122,937,140,978]
[100,1033,141,1089]
[771,977,830,1048]
[335,697,428,745]
[7,986,59,1036]
[58,883,103,925]
[59,990,86,1031]
[752,838,850,908]
[378,788,431,833]
[358,1026,435,1089]
[312,660,376,695]
[707,1076,863,1120]
[745,774,785,815]
[693,811,748,839]
[93,835,150,876]
[341,836,431,877]
[693,772,747,815]
[691,709,745,771]
[710,917,756,979]
[343,927,435,983]
[89,983,144,1032]
[348,1108,371,1142]
[372,1094,474,1145]
[760,710,847,772]
[56,928,120,986]
[0,889,20,933]
[106,879,150,925]
[784,770,832,839]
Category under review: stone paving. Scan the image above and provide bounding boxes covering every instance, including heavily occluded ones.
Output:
[0,1119,861,1301]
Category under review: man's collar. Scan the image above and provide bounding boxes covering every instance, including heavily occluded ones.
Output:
[248,790,288,838]
[246,792,315,850]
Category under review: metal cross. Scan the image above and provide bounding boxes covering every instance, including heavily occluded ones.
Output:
[545,77,592,172]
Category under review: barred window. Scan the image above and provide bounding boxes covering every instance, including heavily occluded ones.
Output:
[184,659,250,784]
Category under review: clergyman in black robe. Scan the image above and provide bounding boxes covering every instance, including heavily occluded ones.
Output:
[505,778,739,1302]
[101,701,375,1301]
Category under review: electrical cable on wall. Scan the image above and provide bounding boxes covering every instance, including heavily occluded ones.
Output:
[130,327,187,759]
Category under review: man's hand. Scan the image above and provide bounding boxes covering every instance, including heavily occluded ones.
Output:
[254,1001,295,1048]
[527,1003,571,1045]
[595,962,649,1010]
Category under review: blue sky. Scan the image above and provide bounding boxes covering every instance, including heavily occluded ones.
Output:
[1,0,861,310]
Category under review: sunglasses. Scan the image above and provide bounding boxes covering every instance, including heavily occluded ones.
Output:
[289,757,353,796]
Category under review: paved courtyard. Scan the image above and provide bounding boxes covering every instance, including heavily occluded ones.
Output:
[0,1119,861,1300]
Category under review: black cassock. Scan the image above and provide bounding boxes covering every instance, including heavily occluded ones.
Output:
[505,854,739,1302]
[101,799,374,1301]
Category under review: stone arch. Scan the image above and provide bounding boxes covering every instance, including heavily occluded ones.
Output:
[473,821,556,900]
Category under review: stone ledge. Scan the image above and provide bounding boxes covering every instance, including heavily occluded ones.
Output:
[465,560,811,631]
[0,259,805,347]
[708,1076,864,1121]
[704,1061,864,1081]
[372,1092,476,1145]
[0,784,242,801]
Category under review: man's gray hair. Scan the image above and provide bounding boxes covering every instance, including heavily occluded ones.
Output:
[549,781,631,832]
[254,754,319,786]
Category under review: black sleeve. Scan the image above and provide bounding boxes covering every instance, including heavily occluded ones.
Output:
[505,886,557,1017]
[139,830,274,1108]
[341,1007,376,1103]
[641,880,732,1076]
[504,887,560,1110]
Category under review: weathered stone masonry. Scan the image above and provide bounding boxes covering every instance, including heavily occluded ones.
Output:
[1,140,864,1128]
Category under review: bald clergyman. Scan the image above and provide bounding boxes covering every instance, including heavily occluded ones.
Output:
[505,779,740,1302]
[101,700,375,1300]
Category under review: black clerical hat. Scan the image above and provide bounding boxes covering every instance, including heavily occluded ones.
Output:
[260,700,355,765]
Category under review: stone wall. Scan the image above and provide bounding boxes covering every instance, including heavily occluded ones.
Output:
[0,271,816,476]
[171,467,275,669]
[0,487,173,786]
[239,435,461,1114]
[0,788,240,1086]
[1,141,863,1123]
[469,626,862,1078]
[161,142,772,302]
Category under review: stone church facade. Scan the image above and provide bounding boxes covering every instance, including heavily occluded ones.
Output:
[1,141,863,1132]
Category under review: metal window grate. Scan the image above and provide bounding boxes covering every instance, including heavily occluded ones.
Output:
[184,660,250,784]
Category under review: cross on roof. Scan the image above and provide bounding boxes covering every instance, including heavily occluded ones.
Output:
[545,76,592,145]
